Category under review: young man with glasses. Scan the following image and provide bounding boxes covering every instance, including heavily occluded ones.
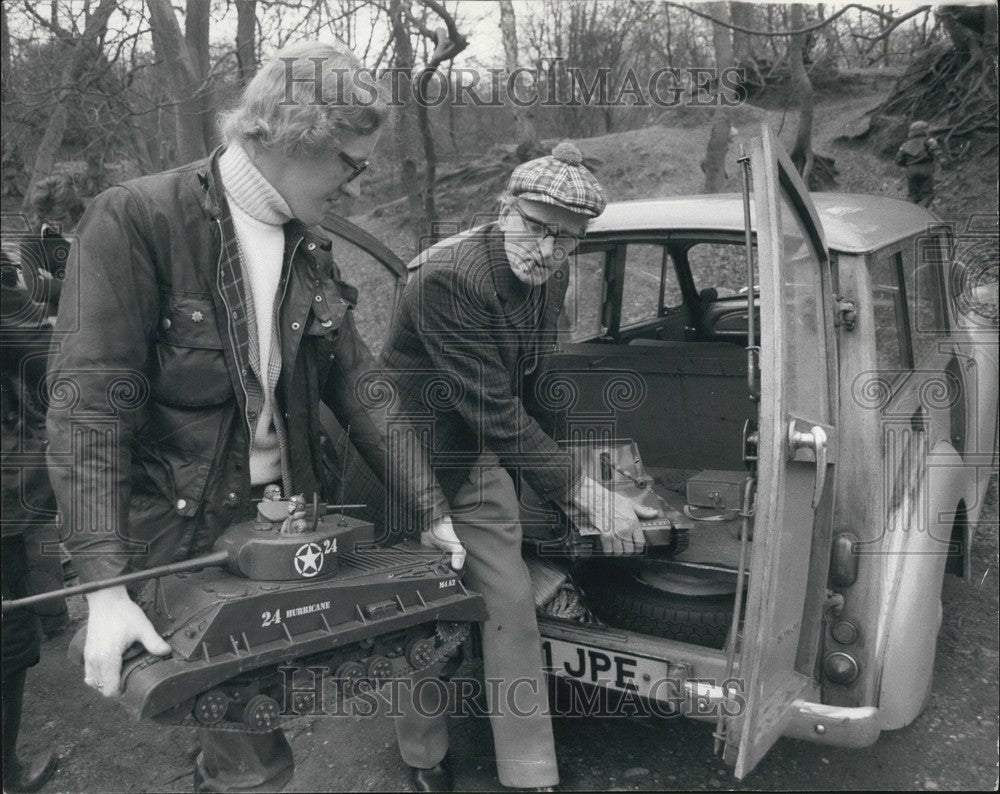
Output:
[44,41,451,792]
[380,141,657,792]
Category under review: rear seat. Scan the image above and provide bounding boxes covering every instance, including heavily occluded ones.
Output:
[539,340,752,471]
[626,338,744,356]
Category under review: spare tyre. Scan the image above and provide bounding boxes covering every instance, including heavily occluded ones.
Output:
[575,565,736,649]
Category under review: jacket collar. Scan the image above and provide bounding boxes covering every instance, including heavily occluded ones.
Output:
[194,146,332,250]
[195,146,332,283]
[190,146,226,219]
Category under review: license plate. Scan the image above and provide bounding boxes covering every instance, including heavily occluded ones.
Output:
[541,637,671,699]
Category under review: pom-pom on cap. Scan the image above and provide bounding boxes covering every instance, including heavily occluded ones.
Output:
[551,141,583,166]
[507,139,607,217]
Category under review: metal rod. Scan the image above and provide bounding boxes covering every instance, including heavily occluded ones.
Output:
[324,504,367,513]
[1,550,229,613]
[738,145,760,403]
[338,426,351,526]
[713,474,755,756]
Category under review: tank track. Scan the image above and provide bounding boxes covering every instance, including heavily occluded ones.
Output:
[126,620,471,733]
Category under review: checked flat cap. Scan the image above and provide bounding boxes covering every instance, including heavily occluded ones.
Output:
[507,141,607,218]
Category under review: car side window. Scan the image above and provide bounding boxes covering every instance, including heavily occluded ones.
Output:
[869,248,907,372]
[906,233,949,363]
[563,247,609,342]
[686,242,757,297]
[621,243,681,327]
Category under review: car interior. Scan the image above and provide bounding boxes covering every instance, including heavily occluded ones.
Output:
[520,235,765,648]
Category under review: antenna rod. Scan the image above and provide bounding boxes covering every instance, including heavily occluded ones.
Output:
[338,425,351,526]
[738,144,760,403]
[2,551,229,613]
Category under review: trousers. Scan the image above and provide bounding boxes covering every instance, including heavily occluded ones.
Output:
[193,729,294,792]
[393,459,559,789]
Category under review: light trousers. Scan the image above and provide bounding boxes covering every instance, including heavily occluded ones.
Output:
[393,460,559,788]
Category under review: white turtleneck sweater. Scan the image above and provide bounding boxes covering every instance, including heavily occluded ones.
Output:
[217,143,293,487]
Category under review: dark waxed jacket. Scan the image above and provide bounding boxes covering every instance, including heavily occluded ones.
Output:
[47,150,442,583]
[379,224,580,505]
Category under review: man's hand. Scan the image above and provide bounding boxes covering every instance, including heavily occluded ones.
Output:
[83,585,171,698]
[569,475,659,555]
[421,516,466,570]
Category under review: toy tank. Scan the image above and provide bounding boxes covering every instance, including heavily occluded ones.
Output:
[3,498,487,733]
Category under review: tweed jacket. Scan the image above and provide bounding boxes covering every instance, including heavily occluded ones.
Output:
[46,149,442,583]
[379,224,580,505]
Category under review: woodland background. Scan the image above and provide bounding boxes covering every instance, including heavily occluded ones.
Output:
[2,0,997,255]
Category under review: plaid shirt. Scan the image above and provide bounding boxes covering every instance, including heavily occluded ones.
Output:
[215,204,293,497]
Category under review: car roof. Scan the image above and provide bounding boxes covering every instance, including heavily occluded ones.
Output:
[586,193,939,255]
[409,192,940,269]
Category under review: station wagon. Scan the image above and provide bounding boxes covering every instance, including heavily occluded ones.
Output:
[327,125,998,778]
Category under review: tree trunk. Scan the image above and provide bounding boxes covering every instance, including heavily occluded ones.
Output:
[702,1,735,192]
[498,0,540,158]
[416,69,439,249]
[130,124,157,175]
[1,2,10,76]
[147,0,208,165]
[730,1,762,90]
[730,2,753,64]
[446,60,458,152]
[236,0,257,85]
[788,4,814,179]
[21,0,117,214]
[185,0,216,151]
[389,0,422,229]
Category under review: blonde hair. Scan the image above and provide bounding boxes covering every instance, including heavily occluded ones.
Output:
[221,41,387,156]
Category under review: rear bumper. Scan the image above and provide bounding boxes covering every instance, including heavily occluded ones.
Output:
[686,680,882,747]
[537,617,882,749]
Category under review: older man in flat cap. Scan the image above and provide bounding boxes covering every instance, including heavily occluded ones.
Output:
[381,141,657,792]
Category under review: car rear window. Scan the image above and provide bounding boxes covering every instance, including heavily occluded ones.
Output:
[686,242,757,297]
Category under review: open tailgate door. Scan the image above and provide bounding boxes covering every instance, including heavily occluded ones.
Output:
[724,125,839,778]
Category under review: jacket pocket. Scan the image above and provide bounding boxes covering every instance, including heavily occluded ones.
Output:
[151,293,232,407]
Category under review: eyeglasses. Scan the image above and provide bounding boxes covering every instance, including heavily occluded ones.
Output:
[338,151,370,183]
[512,204,587,242]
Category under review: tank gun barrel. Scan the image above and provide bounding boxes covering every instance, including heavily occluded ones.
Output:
[1,550,229,613]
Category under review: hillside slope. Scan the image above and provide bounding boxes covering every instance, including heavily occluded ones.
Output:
[339,84,997,352]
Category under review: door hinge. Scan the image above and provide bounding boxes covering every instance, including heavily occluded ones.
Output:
[835,296,857,330]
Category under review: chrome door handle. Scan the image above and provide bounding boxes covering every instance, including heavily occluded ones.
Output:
[788,423,828,509]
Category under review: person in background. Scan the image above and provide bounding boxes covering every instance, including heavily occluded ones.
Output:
[380,141,657,792]
[894,120,945,207]
[45,40,455,792]
[2,248,60,793]
[14,174,87,639]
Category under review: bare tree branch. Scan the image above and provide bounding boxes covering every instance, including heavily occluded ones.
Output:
[663,1,930,40]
